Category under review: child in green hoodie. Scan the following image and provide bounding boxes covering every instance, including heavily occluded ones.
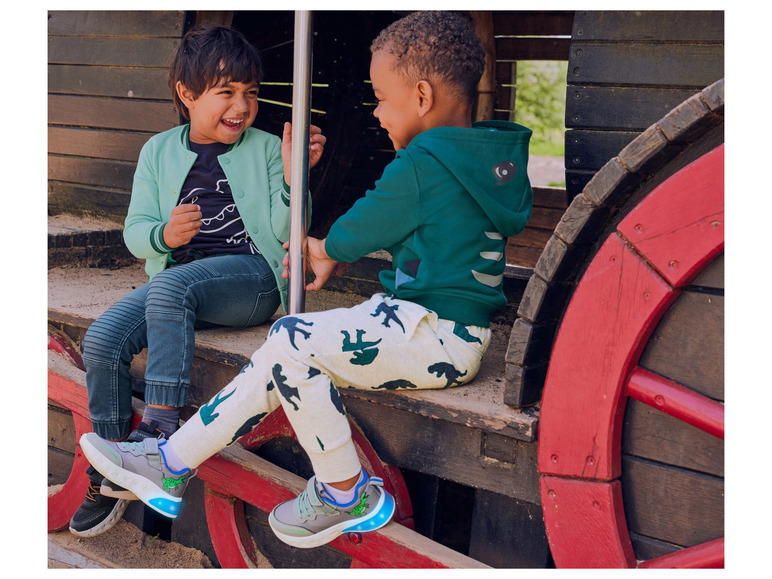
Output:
[80,10,532,550]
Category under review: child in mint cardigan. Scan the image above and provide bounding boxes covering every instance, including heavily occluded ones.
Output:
[69,24,325,538]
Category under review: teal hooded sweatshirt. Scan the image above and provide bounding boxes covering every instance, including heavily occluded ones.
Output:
[325,121,533,328]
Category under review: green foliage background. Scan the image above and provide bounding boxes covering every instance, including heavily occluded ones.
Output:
[514,61,568,157]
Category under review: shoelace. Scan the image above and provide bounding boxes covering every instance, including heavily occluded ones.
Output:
[294,488,315,521]
[294,482,338,521]
[85,481,101,502]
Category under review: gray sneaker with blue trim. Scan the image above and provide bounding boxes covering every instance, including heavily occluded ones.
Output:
[79,433,195,519]
[269,469,395,548]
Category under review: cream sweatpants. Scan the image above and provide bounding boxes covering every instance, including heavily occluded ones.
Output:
[167,293,491,483]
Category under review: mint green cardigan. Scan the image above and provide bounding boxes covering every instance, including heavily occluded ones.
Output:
[123,124,295,311]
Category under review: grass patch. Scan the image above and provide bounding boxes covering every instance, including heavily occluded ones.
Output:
[514,61,568,158]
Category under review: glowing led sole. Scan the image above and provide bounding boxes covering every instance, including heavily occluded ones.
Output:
[269,486,395,549]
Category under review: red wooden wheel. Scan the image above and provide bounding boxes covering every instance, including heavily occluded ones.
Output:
[47,371,93,531]
[47,327,144,531]
[537,144,724,568]
[48,325,85,372]
[48,327,91,531]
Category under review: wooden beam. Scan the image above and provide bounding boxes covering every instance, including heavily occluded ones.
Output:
[470,11,496,122]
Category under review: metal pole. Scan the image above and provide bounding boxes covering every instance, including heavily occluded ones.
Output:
[288,11,313,315]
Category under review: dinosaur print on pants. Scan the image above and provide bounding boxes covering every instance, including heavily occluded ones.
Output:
[329,382,346,415]
[270,316,313,350]
[371,302,405,332]
[427,362,468,388]
[200,388,235,425]
[267,363,301,411]
[341,329,382,365]
[372,379,418,390]
[229,412,268,445]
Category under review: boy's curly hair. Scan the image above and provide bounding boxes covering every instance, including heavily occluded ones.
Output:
[169,25,264,120]
[370,11,485,103]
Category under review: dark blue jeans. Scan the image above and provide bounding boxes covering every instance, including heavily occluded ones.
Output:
[82,253,280,440]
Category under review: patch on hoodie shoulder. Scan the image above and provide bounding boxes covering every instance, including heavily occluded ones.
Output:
[492,160,517,185]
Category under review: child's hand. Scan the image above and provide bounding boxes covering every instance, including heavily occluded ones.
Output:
[281,237,348,292]
[281,122,327,186]
[163,204,202,249]
[307,124,326,169]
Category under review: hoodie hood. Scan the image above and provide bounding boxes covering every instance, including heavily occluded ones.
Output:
[410,121,533,237]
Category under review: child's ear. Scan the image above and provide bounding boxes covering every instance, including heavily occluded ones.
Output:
[176,81,196,108]
[415,80,433,117]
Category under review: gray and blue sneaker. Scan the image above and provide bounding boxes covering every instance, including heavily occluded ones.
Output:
[100,420,166,501]
[269,469,395,548]
[79,433,195,519]
[69,421,165,537]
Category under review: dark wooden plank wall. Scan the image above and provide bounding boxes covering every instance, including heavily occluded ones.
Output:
[47,9,573,271]
[492,11,574,269]
[564,11,724,200]
[241,10,576,271]
[47,11,188,222]
[490,11,574,121]
[233,11,409,238]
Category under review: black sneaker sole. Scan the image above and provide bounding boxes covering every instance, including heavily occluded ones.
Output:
[68,498,129,538]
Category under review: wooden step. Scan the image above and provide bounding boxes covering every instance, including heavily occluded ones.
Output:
[48,214,135,269]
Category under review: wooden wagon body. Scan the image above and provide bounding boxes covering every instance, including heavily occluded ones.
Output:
[48,10,724,568]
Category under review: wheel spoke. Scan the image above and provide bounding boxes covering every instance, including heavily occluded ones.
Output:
[204,489,263,568]
[627,367,724,439]
[638,537,724,569]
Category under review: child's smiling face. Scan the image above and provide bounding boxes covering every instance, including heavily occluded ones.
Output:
[179,79,259,145]
[370,51,425,151]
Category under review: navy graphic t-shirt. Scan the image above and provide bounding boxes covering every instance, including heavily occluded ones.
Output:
[172,141,258,264]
